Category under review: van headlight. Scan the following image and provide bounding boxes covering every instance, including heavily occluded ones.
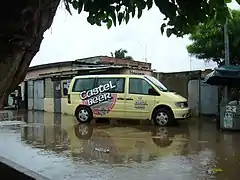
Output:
[175,102,186,108]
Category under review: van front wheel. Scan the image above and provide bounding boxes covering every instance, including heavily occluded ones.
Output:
[75,106,93,123]
[153,108,174,126]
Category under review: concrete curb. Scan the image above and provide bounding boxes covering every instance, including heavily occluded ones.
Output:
[0,156,50,180]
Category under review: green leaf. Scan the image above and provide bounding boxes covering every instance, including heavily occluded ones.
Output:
[87,16,95,25]
[132,7,136,18]
[107,19,112,29]
[236,0,240,4]
[146,0,153,10]
[109,10,117,26]
[166,2,177,19]
[154,0,167,14]
[96,20,101,26]
[78,1,84,14]
[224,0,232,3]
[185,10,240,65]
[98,10,106,21]
[166,28,173,37]
[211,168,224,173]
[160,23,166,34]
[67,0,238,37]
[64,0,72,15]
[137,7,143,18]
[118,12,124,25]
[116,5,121,12]
[215,6,231,24]
[125,12,130,24]
[72,0,78,9]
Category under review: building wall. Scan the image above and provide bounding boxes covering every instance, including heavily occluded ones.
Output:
[153,71,202,98]
[188,80,200,116]
[25,68,199,114]
[61,98,69,115]
[153,70,218,116]
[44,78,54,112]
[27,81,34,110]
[200,81,218,115]
[25,60,217,117]
[26,57,153,81]
[26,65,72,80]
[121,68,153,76]
[25,67,153,114]
[153,71,201,116]
[33,80,44,111]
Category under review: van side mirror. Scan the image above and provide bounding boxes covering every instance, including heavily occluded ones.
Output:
[148,88,160,96]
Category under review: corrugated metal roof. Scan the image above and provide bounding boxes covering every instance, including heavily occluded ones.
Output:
[72,65,123,71]
[36,66,124,78]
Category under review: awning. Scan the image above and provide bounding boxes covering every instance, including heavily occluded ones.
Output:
[204,65,240,86]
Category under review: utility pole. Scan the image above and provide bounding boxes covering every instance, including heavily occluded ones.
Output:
[224,17,230,103]
[224,18,230,65]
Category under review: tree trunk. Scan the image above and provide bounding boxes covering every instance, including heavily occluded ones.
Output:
[0,0,60,106]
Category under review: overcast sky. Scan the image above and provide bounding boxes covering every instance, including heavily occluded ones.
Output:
[31,1,240,72]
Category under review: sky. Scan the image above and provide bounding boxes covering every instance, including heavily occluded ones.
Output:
[31,0,240,72]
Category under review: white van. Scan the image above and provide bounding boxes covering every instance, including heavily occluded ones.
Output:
[67,74,191,126]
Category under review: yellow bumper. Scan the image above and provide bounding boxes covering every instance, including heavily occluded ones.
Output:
[173,108,191,119]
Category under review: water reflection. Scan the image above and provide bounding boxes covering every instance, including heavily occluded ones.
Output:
[188,121,240,180]
[4,111,240,179]
[21,111,69,153]
[0,110,23,121]
[72,123,189,164]
[20,111,189,164]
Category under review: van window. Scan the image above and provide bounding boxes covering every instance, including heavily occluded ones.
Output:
[129,78,153,95]
[72,78,95,92]
[145,75,168,92]
[96,78,125,93]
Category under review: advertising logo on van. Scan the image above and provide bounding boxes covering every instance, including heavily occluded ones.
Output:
[80,81,117,115]
[134,96,148,109]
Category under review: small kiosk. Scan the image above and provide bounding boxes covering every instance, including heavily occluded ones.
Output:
[204,65,240,131]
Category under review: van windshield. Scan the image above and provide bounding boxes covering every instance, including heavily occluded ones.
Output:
[145,75,169,92]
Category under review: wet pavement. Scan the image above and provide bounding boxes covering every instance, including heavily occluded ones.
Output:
[0,111,239,180]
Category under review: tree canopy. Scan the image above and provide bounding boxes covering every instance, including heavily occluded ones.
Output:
[111,49,133,60]
[187,10,240,66]
[64,0,239,37]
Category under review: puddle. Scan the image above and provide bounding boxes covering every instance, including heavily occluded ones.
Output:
[0,111,239,180]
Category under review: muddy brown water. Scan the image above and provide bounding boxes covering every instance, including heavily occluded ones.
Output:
[0,110,239,180]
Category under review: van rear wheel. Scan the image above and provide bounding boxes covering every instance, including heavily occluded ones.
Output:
[75,123,93,139]
[75,106,93,123]
[153,108,174,126]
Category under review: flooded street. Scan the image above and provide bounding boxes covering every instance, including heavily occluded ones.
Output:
[0,111,239,180]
